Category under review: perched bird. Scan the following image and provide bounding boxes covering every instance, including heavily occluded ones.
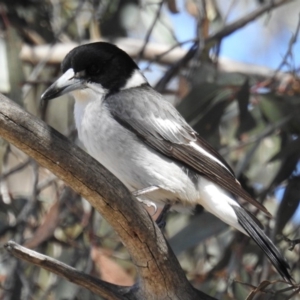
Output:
[41,42,292,282]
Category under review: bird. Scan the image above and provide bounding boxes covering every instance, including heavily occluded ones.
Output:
[41,42,292,283]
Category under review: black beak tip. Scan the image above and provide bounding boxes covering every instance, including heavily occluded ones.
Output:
[40,93,48,102]
[40,86,63,102]
[40,88,57,108]
[40,94,48,109]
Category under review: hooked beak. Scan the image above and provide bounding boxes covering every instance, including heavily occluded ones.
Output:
[41,68,85,101]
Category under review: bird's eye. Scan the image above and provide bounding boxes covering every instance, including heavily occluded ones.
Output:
[87,65,100,76]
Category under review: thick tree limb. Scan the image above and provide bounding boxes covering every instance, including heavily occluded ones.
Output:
[0,93,215,300]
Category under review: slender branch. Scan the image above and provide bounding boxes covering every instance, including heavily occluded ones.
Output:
[0,158,31,180]
[219,114,294,157]
[207,0,293,42]
[4,241,127,300]
[155,41,198,92]
[0,93,215,300]
[274,13,300,74]
[137,0,164,62]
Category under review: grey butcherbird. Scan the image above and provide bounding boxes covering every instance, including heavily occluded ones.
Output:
[41,42,292,282]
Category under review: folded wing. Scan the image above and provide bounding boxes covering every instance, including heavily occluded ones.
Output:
[106,86,270,216]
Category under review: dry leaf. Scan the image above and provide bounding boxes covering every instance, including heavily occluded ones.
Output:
[185,0,199,18]
[91,246,134,286]
[24,199,61,249]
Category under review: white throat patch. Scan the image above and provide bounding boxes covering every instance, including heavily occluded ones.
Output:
[122,69,147,90]
[71,82,108,103]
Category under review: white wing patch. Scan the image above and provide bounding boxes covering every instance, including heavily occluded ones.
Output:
[190,141,233,174]
[154,118,183,139]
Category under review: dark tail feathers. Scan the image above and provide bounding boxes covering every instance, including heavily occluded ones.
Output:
[232,205,293,283]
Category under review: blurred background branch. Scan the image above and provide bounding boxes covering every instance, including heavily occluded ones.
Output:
[5,241,127,300]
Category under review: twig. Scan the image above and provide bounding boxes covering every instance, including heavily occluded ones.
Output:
[137,0,165,62]
[211,0,236,67]
[223,0,238,23]
[219,114,294,156]
[36,174,57,193]
[274,13,300,75]
[155,41,198,92]
[95,0,110,21]
[0,158,31,181]
[31,160,39,204]
[4,241,127,300]
[207,0,293,43]
[143,39,196,71]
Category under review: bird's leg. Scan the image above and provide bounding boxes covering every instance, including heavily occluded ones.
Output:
[155,204,171,229]
[132,186,160,197]
[132,186,171,229]
[132,186,160,216]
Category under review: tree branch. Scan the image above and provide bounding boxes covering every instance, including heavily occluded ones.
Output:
[20,38,293,85]
[137,0,164,62]
[207,0,293,42]
[4,241,128,300]
[0,93,215,300]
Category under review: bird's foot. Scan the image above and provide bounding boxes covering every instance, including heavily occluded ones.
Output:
[133,186,160,216]
[132,186,171,228]
[136,197,158,216]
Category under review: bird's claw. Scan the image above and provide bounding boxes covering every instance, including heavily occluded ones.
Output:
[136,197,157,216]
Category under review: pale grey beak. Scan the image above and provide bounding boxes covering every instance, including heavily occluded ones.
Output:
[41,68,85,101]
